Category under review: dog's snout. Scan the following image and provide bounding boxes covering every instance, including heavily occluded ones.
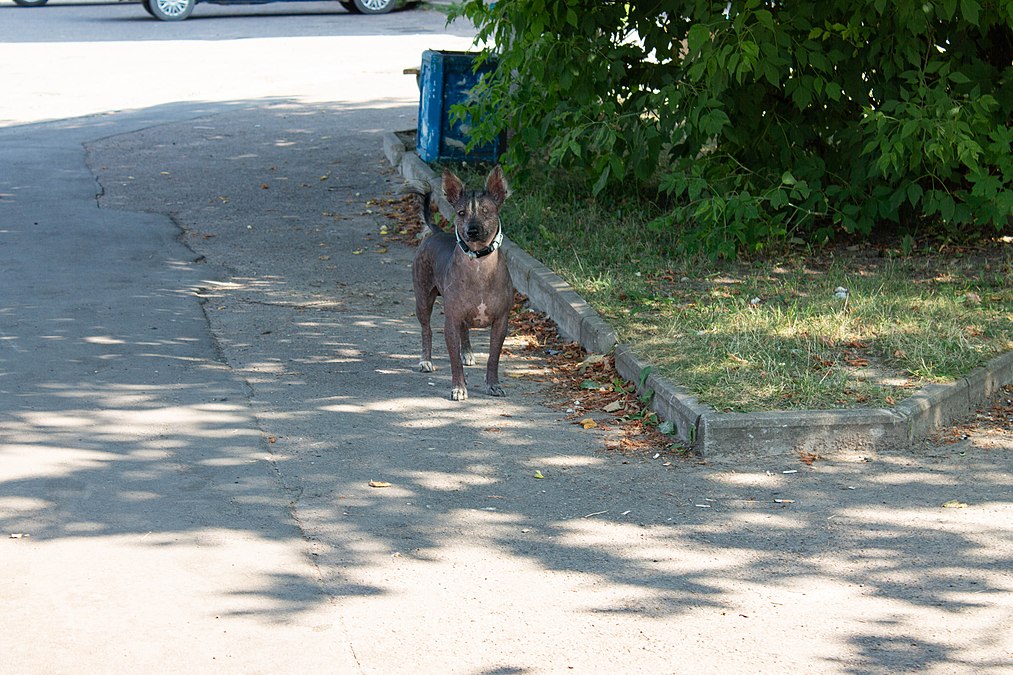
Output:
[466,224,482,240]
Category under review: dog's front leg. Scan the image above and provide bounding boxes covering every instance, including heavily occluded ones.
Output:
[444,316,468,400]
[484,312,509,397]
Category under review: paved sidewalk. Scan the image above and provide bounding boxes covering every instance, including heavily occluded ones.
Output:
[2,97,1011,673]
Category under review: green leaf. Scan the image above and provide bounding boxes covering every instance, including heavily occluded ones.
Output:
[740,40,759,62]
[790,83,813,110]
[638,366,653,389]
[769,188,789,209]
[959,0,979,24]
[580,379,603,390]
[687,24,711,54]
[592,164,611,196]
[906,182,923,207]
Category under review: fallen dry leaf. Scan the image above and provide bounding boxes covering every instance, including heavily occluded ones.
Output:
[798,450,821,466]
[579,418,598,429]
[369,481,392,488]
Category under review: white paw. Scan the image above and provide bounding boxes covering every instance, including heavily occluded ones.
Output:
[487,384,505,397]
[419,360,435,373]
[462,351,476,367]
[451,387,468,401]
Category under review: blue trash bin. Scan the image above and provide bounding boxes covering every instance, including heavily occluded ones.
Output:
[416,50,501,163]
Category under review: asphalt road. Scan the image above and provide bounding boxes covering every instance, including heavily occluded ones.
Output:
[1,3,1011,673]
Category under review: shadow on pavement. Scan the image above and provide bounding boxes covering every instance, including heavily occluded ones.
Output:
[1,97,1010,672]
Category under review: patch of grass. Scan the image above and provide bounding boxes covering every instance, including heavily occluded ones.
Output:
[497,172,1013,413]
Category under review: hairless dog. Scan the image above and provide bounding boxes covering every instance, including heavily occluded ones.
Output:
[411,166,513,401]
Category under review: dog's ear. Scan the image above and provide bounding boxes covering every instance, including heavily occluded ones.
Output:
[442,169,464,205]
[485,165,510,207]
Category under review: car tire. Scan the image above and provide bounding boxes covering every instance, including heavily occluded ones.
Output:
[141,0,155,16]
[148,0,195,20]
[339,0,359,11]
[12,0,50,6]
[351,0,398,14]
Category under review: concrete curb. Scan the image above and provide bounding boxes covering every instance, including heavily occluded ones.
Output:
[382,131,1013,460]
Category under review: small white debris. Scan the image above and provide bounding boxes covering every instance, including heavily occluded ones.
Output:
[750,297,761,305]
[782,469,798,474]
[834,287,849,300]
[695,504,711,508]
[653,453,661,459]
[621,510,631,516]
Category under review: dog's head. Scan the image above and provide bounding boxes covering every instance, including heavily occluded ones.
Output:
[442,165,510,252]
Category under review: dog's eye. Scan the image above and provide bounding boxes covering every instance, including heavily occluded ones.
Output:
[457,209,466,217]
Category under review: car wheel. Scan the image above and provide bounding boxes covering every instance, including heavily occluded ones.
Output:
[141,0,155,16]
[352,0,398,14]
[12,0,50,6]
[339,0,359,11]
[148,0,195,20]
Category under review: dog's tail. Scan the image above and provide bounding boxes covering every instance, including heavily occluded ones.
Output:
[403,181,443,236]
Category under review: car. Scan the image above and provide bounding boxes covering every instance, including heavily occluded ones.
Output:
[12,0,414,20]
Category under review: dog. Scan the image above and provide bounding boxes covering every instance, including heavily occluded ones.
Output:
[411,166,513,401]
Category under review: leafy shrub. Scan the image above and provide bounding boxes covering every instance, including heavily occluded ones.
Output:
[450,0,1012,257]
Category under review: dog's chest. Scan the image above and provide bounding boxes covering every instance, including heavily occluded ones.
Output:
[465,299,496,328]
[454,278,512,328]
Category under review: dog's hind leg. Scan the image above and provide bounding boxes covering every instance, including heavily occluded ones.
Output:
[416,287,438,372]
[459,326,475,366]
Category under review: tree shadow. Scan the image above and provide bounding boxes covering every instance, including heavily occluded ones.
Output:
[2,97,1011,671]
